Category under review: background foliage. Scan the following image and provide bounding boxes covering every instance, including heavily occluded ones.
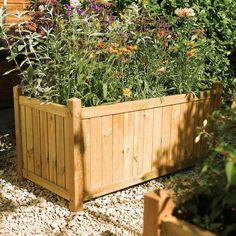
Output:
[173,108,236,236]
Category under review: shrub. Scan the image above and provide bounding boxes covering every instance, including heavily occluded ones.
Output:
[174,108,236,236]
[1,2,211,106]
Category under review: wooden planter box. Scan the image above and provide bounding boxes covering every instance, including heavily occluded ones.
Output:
[143,189,216,236]
[13,84,222,211]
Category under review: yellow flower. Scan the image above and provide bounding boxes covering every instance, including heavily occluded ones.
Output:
[89,53,95,59]
[175,8,195,17]
[123,88,132,97]
[187,41,195,47]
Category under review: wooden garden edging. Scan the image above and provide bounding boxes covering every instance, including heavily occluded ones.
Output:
[13,83,222,211]
[143,189,216,236]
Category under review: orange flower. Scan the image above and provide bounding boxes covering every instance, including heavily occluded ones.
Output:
[187,41,195,47]
[96,42,107,48]
[186,48,196,58]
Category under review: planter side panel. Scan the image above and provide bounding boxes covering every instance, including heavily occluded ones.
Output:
[82,95,217,198]
[18,96,70,200]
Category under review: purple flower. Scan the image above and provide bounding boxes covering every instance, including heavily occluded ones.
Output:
[64,4,74,15]
[90,3,103,12]
[120,32,125,40]
[76,6,85,15]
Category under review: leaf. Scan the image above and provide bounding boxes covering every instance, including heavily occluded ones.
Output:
[225,161,236,184]
[103,83,107,99]
[27,66,34,81]
[3,68,17,75]
[17,45,24,52]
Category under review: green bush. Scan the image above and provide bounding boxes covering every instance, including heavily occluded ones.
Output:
[1,2,210,106]
[174,108,236,236]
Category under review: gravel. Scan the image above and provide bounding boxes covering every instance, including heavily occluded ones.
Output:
[0,154,198,236]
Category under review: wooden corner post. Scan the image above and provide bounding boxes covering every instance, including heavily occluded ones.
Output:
[143,190,175,236]
[67,98,84,211]
[13,85,23,180]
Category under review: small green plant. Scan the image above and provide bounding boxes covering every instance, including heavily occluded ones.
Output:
[174,108,236,236]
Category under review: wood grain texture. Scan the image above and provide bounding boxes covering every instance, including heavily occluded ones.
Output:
[40,111,49,180]
[32,109,41,176]
[101,116,113,186]
[56,116,65,188]
[112,114,124,182]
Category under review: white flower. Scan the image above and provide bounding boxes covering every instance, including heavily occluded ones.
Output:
[38,5,45,12]
[70,0,81,7]
[203,119,208,127]
[175,8,195,17]
[194,135,201,143]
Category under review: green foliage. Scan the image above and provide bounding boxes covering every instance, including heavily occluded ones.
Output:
[1,2,209,106]
[174,108,236,236]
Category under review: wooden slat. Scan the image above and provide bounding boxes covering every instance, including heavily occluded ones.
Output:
[169,104,181,166]
[133,111,144,176]
[25,106,34,172]
[32,109,41,176]
[161,106,172,167]
[40,111,49,180]
[19,96,69,117]
[82,90,216,119]
[178,103,189,162]
[101,116,113,186]
[186,102,197,161]
[143,109,154,173]
[112,114,124,182]
[152,108,163,170]
[56,116,65,188]
[90,117,102,189]
[20,105,27,171]
[48,113,57,184]
[13,86,23,179]
[64,116,70,191]
[123,112,134,180]
[82,119,91,192]
[22,170,69,200]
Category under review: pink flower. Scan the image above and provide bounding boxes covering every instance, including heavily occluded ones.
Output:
[175,8,195,17]
[158,67,166,73]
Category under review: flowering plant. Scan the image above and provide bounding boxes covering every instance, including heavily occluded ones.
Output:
[1,1,210,106]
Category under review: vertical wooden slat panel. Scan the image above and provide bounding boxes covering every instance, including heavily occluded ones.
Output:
[169,104,181,166]
[143,109,154,173]
[56,116,65,188]
[25,107,34,172]
[101,116,113,185]
[178,103,189,162]
[161,106,172,167]
[123,112,134,180]
[152,108,163,171]
[32,109,41,176]
[64,116,70,190]
[196,100,205,158]
[186,102,197,162]
[192,101,200,159]
[133,111,144,177]
[20,105,27,171]
[48,113,57,184]
[40,111,49,180]
[82,119,91,192]
[112,114,124,182]
[90,117,102,189]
